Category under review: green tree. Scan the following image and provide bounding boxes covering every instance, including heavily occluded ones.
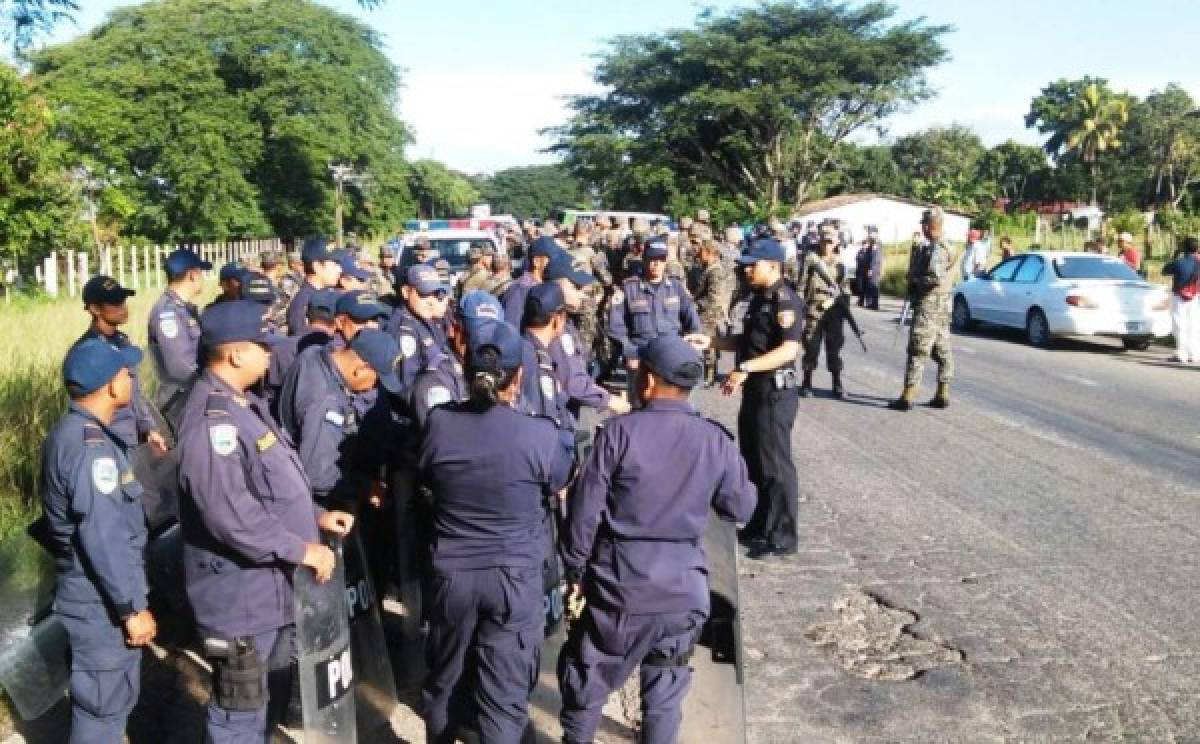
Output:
[479,164,588,217]
[1026,78,1130,205]
[549,1,948,214]
[891,124,989,211]
[31,0,413,242]
[0,62,84,264]
[978,140,1051,203]
[1125,84,1200,209]
[408,160,480,218]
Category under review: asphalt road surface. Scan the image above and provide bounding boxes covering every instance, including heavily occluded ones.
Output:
[700,296,1200,742]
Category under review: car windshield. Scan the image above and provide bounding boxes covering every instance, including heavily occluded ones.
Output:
[428,239,492,267]
[1052,256,1141,280]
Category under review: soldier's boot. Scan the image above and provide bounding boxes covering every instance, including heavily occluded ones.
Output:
[831,372,845,400]
[888,384,917,411]
[929,382,950,409]
[799,370,814,398]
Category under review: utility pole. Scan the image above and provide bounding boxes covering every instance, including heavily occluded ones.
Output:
[328,163,358,250]
[71,166,105,252]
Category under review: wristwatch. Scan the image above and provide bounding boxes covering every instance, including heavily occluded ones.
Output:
[738,361,752,373]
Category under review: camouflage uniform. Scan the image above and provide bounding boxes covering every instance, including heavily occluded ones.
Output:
[483,272,513,298]
[459,265,491,296]
[799,251,846,378]
[903,237,955,387]
[367,268,394,300]
[692,259,733,383]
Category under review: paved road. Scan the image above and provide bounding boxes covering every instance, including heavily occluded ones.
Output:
[699,296,1200,742]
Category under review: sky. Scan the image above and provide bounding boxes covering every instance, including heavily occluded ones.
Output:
[38,0,1200,175]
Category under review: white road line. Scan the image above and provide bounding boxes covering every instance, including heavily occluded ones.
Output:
[1056,374,1100,388]
[957,346,977,354]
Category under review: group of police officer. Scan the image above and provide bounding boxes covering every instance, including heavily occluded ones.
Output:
[39,204,955,743]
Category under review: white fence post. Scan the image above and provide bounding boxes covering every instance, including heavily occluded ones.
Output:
[44,252,58,297]
[130,245,140,290]
[154,245,162,288]
[66,250,76,297]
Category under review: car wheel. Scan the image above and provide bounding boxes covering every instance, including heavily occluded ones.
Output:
[1121,337,1152,351]
[951,295,975,331]
[1025,308,1051,348]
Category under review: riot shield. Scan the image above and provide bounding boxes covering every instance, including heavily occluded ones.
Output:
[0,615,70,721]
[295,536,357,743]
[389,465,423,642]
[342,529,398,734]
[130,444,182,533]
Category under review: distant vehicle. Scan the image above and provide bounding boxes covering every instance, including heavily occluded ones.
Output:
[399,228,503,285]
[952,251,1172,350]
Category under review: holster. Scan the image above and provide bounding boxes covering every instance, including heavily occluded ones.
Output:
[772,368,799,391]
[211,637,266,712]
[643,646,695,668]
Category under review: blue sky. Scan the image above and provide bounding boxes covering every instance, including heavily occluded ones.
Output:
[40,0,1200,174]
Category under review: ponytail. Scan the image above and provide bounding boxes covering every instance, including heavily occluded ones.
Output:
[467,347,519,406]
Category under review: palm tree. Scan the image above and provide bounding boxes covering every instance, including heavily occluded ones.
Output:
[1065,83,1129,205]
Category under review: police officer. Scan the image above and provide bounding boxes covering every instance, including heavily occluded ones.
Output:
[715,239,804,560]
[332,288,390,348]
[208,262,246,310]
[42,339,157,744]
[558,335,756,744]
[609,239,706,402]
[691,238,734,386]
[286,237,343,336]
[799,225,848,399]
[417,320,572,743]
[178,300,354,741]
[265,288,339,417]
[148,247,211,421]
[74,275,168,454]
[410,290,501,430]
[278,328,403,509]
[499,235,559,326]
[385,264,453,397]
[335,249,373,292]
[890,208,955,411]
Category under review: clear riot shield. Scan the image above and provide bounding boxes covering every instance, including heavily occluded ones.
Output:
[0,529,65,721]
[295,536,357,743]
[0,615,70,721]
[342,529,397,734]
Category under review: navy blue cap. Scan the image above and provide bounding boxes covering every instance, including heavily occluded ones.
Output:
[638,335,703,389]
[528,236,560,259]
[335,251,372,282]
[458,290,503,336]
[349,328,403,394]
[239,272,275,304]
[164,248,212,275]
[81,275,135,306]
[737,238,786,265]
[218,261,245,282]
[200,299,282,347]
[468,320,523,372]
[301,236,336,263]
[524,282,565,326]
[543,253,595,287]
[307,288,341,322]
[336,289,389,322]
[406,264,450,296]
[63,338,142,397]
[644,240,669,260]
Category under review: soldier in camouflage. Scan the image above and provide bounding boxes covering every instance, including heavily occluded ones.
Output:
[799,225,848,399]
[458,246,493,297]
[692,238,733,385]
[890,207,956,411]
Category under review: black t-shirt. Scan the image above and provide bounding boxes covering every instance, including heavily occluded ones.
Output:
[738,279,804,369]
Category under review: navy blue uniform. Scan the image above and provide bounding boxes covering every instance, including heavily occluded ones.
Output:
[558,399,755,744]
[265,328,333,416]
[385,305,449,400]
[500,273,538,327]
[548,323,610,417]
[41,405,149,744]
[417,403,571,742]
[177,372,324,741]
[411,354,468,431]
[70,328,157,450]
[147,288,201,410]
[608,277,701,362]
[520,333,577,458]
[285,280,321,337]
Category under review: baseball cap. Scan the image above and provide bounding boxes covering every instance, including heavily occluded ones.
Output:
[737,239,786,265]
[528,236,560,259]
[336,289,389,322]
[644,241,669,260]
[524,282,565,326]
[164,248,212,275]
[308,288,340,322]
[218,261,245,282]
[81,275,135,306]
[467,320,523,372]
[459,290,503,336]
[349,328,403,394]
[200,300,282,347]
[336,251,372,282]
[301,236,336,263]
[239,272,275,304]
[638,335,703,389]
[543,252,595,287]
[406,264,450,296]
[63,338,142,398]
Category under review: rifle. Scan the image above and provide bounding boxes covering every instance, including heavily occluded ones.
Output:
[809,257,867,353]
[893,296,909,349]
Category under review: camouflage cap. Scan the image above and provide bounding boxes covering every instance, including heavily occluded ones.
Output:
[724,226,743,244]
[632,218,650,237]
[696,208,711,223]
[921,207,945,225]
[260,249,282,267]
[286,249,302,262]
[679,216,694,230]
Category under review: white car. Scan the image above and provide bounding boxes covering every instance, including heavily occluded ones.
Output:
[951,251,1171,350]
[401,229,504,284]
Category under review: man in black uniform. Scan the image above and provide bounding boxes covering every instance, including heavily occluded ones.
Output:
[715,239,804,560]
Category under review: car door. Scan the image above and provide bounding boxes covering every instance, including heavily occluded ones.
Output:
[1003,255,1045,326]
[973,256,1023,324]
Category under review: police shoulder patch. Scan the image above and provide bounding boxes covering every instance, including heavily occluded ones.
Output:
[425,386,453,409]
[209,424,238,456]
[398,334,417,359]
[777,310,796,329]
[612,289,624,305]
[560,333,576,357]
[91,457,119,495]
[540,374,557,401]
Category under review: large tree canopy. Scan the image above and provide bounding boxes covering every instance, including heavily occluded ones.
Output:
[478,164,588,218]
[549,0,948,216]
[30,0,413,241]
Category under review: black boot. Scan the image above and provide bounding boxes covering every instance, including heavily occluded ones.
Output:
[831,372,845,400]
[799,370,813,397]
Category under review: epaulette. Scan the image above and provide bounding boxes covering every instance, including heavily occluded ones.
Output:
[697,413,735,441]
[82,422,107,447]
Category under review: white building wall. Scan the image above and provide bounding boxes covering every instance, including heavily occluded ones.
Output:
[794,197,970,245]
